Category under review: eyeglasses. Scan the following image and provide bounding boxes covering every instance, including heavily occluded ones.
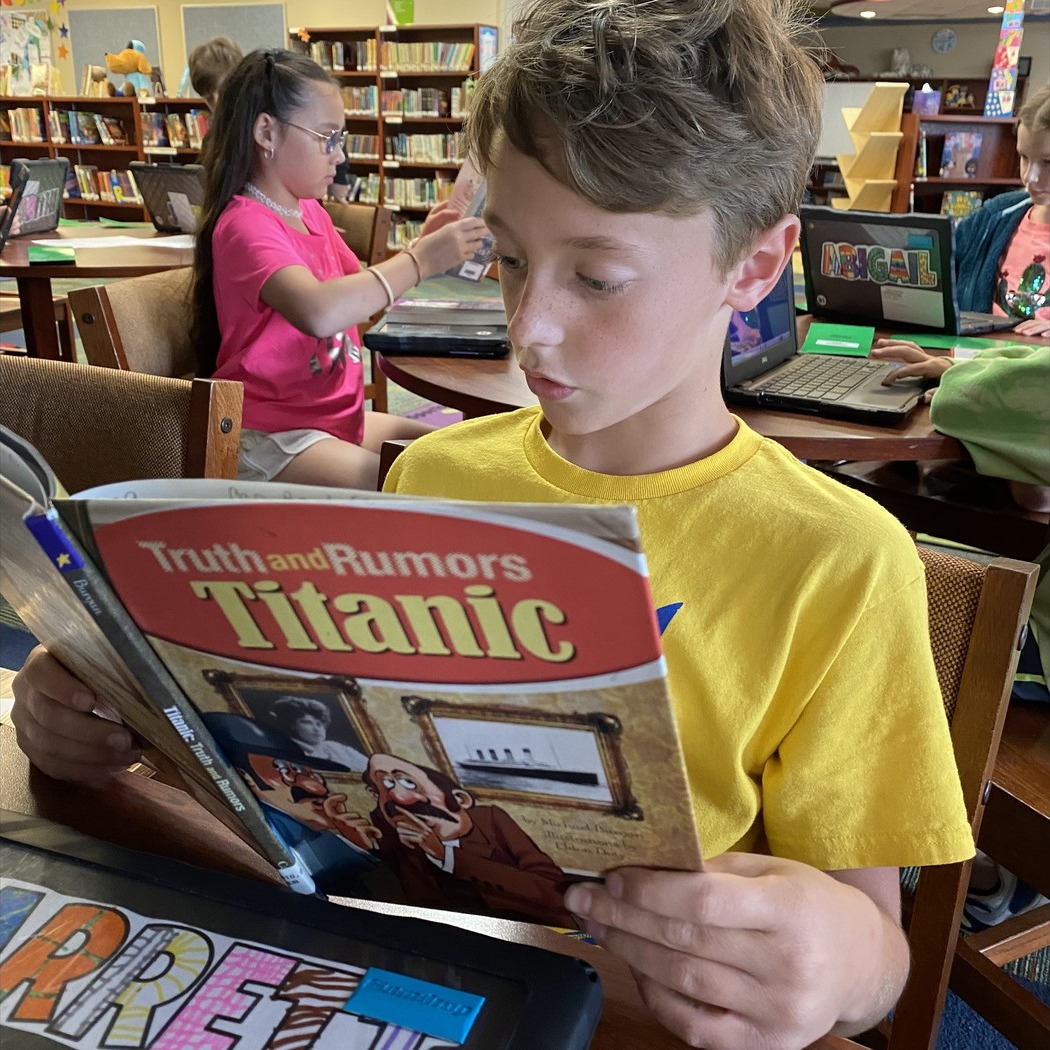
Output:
[281,120,347,156]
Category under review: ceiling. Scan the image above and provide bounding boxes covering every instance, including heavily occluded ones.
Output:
[819,0,1049,19]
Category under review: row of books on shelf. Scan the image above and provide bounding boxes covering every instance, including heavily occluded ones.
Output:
[344,134,381,160]
[384,132,466,164]
[342,86,379,116]
[65,164,141,204]
[379,41,477,72]
[379,83,474,119]
[389,214,426,247]
[48,109,128,146]
[140,110,209,150]
[3,107,46,143]
[307,38,377,72]
[384,174,457,208]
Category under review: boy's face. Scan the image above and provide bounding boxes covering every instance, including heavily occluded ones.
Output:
[484,139,742,474]
[1017,123,1049,209]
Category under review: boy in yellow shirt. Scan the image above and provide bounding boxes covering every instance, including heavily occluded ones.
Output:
[13,2,973,1046]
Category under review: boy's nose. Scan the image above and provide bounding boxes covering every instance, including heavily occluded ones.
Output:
[506,281,561,352]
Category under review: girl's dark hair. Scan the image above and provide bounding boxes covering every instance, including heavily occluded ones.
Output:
[192,49,334,375]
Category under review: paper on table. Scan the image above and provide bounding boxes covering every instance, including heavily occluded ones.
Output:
[30,234,195,250]
[799,322,875,357]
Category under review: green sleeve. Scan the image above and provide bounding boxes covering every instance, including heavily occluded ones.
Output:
[929,346,1050,486]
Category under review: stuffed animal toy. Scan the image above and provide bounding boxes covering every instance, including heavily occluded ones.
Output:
[105,40,153,97]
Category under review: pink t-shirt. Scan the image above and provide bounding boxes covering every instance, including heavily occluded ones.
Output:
[994,210,1050,322]
[211,196,365,443]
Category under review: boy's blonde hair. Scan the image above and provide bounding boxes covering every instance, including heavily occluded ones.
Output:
[1018,82,1049,133]
[465,0,824,272]
[188,35,243,102]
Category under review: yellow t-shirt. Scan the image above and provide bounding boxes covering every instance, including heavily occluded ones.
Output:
[385,409,974,871]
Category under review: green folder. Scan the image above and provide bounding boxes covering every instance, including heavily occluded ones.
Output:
[27,244,76,265]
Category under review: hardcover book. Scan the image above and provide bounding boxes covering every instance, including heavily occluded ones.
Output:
[939,130,983,179]
[940,189,984,224]
[0,428,703,927]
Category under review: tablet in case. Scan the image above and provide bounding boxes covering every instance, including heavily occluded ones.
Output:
[363,320,510,359]
[0,810,601,1050]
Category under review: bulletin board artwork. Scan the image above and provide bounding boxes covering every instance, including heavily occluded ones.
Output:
[984,0,1025,118]
[0,11,53,96]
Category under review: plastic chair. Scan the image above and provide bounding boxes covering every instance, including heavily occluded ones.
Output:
[0,355,242,491]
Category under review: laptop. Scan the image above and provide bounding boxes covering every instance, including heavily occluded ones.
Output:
[722,261,925,426]
[363,318,509,358]
[2,157,68,240]
[799,204,1018,336]
[0,811,603,1050]
[129,161,205,233]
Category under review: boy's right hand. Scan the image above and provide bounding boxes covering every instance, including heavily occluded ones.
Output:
[412,216,490,278]
[11,646,141,785]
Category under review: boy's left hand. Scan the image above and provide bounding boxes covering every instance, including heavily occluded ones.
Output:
[565,853,903,1049]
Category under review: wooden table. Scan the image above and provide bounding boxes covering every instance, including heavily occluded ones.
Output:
[0,226,193,361]
[0,726,855,1050]
[378,350,965,462]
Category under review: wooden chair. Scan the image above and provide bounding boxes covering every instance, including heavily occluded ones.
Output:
[322,198,394,413]
[0,291,77,363]
[0,356,242,491]
[67,267,196,378]
[859,548,1039,1050]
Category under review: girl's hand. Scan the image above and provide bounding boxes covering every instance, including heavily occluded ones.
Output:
[1013,316,1050,338]
[870,339,954,385]
[421,199,465,235]
[412,216,490,278]
[11,646,141,785]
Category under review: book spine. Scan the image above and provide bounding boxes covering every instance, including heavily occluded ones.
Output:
[22,507,315,893]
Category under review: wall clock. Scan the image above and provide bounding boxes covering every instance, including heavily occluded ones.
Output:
[931,28,957,54]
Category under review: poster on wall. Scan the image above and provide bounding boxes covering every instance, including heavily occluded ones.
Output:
[0,10,54,96]
[984,0,1025,117]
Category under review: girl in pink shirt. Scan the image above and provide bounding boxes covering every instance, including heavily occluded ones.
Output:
[193,49,488,488]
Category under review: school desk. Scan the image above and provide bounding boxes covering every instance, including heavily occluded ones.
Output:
[0,226,193,362]
[0,724,860,1050]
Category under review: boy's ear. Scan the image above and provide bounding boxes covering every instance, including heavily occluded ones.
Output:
[725,215,801,312]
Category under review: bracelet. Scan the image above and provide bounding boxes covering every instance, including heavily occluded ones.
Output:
[367,265,395,309]
[402,246,423,284]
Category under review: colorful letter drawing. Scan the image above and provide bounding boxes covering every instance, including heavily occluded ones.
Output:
[0,880,466,1049]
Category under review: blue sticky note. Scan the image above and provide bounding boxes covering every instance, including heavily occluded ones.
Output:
[344,967,485,1044]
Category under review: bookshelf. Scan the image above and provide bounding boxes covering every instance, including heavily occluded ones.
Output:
[290,22,495,247]
[1,94,206,220]
[890,113,1022,215]
[833,82,907,212]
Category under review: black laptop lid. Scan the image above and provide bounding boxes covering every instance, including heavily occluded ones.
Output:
[129,161,205,232]
[0,171,28,254]
[799,205,961,334]
[722,261,798,388]
[6,158,68,236]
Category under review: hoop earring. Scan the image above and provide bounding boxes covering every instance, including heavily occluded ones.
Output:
[266,147,275,160]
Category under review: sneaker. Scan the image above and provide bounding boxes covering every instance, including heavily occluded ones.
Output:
[961,865,1048,934]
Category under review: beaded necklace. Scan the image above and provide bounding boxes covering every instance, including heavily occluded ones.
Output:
[243,181,302,220]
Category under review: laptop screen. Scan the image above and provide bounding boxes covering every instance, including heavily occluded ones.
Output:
[722,261,797,385]
[6,158,68,237]
[129,162,205,233]
[799,205,958,333]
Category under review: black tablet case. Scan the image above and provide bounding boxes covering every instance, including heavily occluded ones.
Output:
[363,320,509,359]
[0,810,601,1050]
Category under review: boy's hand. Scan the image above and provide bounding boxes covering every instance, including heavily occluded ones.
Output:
[870,339,954,385]
[565,854,906,1049]
[413,216,490,278]
[11,646,141,785]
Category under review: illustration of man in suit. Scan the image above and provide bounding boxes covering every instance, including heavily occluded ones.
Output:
[363,752,575,926]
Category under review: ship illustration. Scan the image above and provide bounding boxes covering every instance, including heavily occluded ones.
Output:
[457,743,599,786]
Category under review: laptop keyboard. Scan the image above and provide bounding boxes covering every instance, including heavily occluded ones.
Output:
[751,354,887,401]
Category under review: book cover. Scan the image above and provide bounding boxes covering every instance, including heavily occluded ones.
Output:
[101,114,128,145]
[165,112,190,148]
[93,113,113,145]
[1,438,703,927]
[444,155,495,281]
[939,130,983,179]
[940,189,984,224]
[387,283,506,326]
[75,112,102,145]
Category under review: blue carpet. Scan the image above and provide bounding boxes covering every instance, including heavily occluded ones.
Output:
[938,976,1049,1049]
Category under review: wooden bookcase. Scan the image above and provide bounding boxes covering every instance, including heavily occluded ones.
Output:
[1,93,206,221]
[290,23,496,248]
[890,112,1022,214]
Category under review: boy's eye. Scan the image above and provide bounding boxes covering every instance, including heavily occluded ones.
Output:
[579,274,629,295]
[495,253,523,271]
